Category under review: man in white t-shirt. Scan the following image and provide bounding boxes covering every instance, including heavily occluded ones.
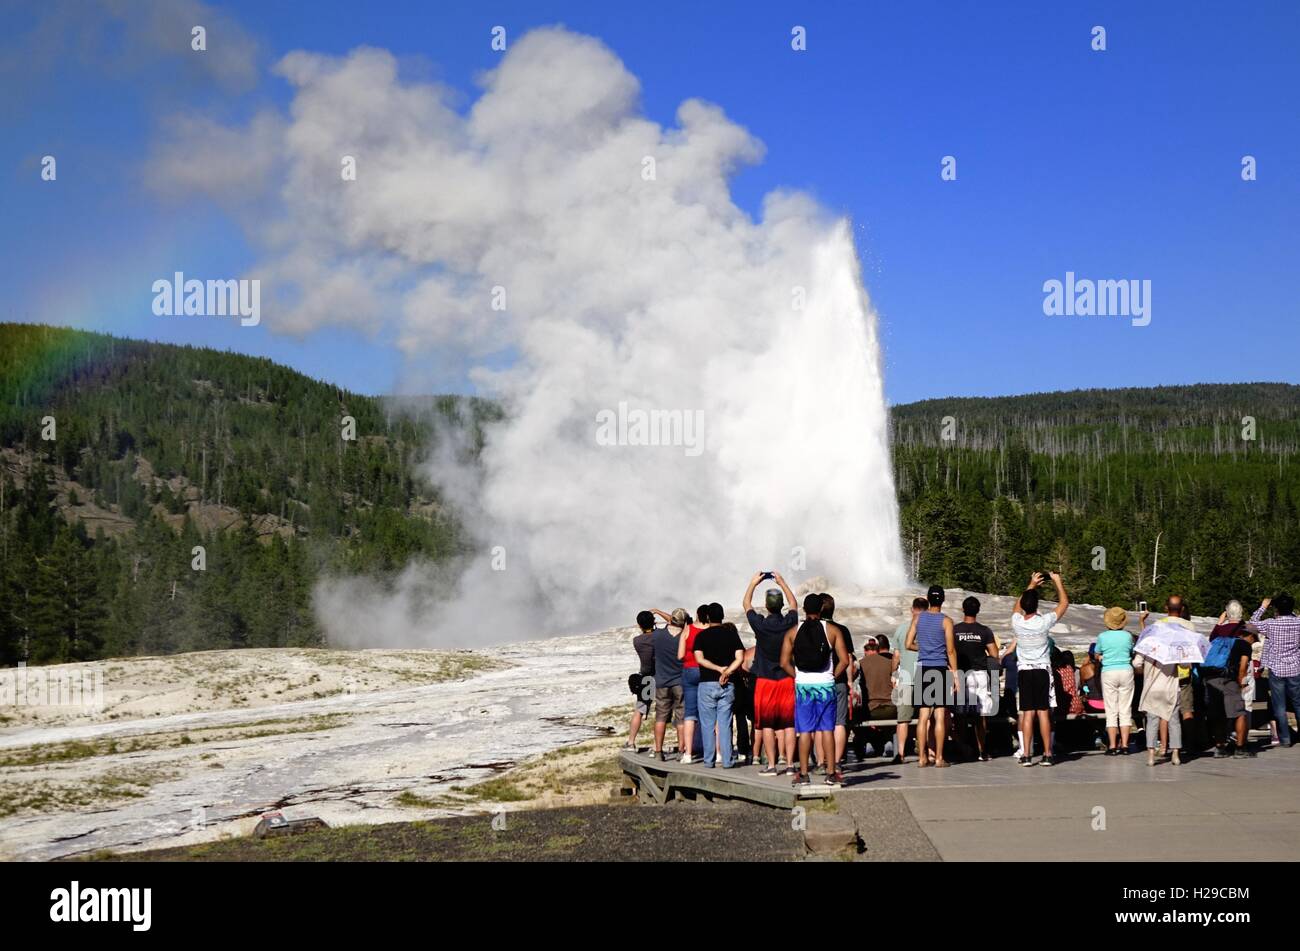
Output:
[1005,571,1070,766]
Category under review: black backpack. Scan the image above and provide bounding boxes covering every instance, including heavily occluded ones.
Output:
[793,619,831,673]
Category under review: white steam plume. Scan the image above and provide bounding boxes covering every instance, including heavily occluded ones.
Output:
[150,27,906,645]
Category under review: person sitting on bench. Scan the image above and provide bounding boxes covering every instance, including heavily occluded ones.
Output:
[855,636,897,757]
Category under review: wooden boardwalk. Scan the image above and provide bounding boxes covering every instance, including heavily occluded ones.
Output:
[620,704,1279,810]
[619,750,834,809]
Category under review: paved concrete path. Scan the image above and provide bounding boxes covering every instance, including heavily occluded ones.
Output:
[837,745,1300,861]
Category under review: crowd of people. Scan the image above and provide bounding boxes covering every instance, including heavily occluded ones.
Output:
[625,570,1300,786]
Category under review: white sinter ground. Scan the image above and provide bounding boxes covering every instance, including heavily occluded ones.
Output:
[0,588,1194,860]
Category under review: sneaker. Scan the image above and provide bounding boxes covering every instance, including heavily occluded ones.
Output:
[1234,747,1255,759]
[655,751,666,763]
[1213,746,1231,759]
[680,754,694,764]
[759,765,778,776]
[1039,755,1055,767]
[1104,748,1117,757]
[825,771,844,787]
[1119,746,1130,755]
[791,772,811,788]
[1019,756,1034,767]
[736,754,748,764]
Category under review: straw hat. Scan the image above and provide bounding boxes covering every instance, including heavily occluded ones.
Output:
[1104,606,1127,630]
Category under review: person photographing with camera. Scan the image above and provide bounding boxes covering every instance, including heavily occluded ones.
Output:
[744,570,799,774]
[1004,571,1070,766]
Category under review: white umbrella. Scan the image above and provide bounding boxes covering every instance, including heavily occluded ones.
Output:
[1134,621,1210,666]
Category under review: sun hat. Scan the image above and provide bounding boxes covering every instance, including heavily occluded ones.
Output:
[1104,606,1127,630]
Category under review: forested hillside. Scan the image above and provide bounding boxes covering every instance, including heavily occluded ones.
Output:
[892,384,1300,614]
[0,323,496,665]
[3,323,1297,666]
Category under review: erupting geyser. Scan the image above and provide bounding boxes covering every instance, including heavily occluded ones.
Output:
[154,26,904,644]
[444,216,907,638]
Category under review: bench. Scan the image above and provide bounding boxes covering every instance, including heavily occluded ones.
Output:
[848,710,1105,729]
[849,710,1109,757]
[850,717,916,729]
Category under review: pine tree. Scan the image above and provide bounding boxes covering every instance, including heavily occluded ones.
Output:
[30,530,106,663]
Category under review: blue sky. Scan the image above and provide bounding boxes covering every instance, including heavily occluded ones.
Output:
[3,1,1297,404]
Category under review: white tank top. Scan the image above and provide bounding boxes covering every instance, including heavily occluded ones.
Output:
[795,619,835,686]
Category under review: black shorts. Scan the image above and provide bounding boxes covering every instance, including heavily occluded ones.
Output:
[1018,668,1052,711]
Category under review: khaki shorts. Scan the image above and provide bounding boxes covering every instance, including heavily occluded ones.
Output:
[654,685,684,725]
[893,680,915,722]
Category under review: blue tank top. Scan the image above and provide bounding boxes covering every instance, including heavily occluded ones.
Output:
[916,612,948,667]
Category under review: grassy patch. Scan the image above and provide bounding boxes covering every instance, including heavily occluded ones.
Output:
[0,767,178,818]
[0,714,350,768]
[0,739,109,768]
[393,790,470,810]
[808,795,838,812]
[542,834,584,851]
[83,803,805,863]
[466,777,529,802]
